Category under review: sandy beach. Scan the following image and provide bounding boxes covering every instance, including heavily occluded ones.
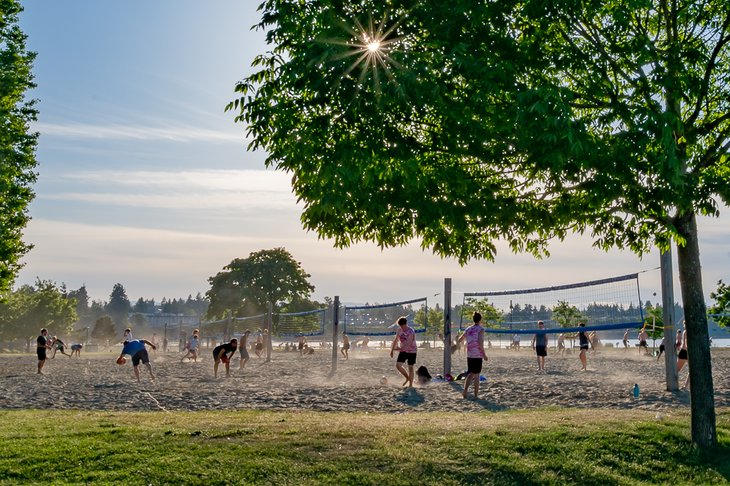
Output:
[1,345,728,413]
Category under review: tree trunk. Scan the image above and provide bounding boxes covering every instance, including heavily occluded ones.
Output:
[675,211,716,449]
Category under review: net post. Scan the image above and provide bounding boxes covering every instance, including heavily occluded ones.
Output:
[330,296,340,377]
[661,249,679,391]
[443,278,452,377]
[265,302,273,363]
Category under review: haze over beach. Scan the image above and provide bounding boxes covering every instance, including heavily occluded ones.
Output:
[16,1,729,306]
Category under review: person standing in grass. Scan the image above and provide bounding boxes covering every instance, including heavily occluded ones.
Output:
[390,317,417,387]
[37,328,50,374]
[531,321,548,372]
[213,338,238,378]
[458,311,488,399]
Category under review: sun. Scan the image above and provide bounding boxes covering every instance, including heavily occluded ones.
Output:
[322,10,409,96]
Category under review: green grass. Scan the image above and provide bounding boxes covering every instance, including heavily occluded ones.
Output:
[0,408,728,485]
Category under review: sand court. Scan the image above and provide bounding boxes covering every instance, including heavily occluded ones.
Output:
[2,347,728,413]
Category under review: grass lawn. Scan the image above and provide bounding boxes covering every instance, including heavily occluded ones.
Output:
[0,408,728,485]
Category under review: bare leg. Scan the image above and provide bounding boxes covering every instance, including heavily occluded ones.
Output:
[37,359,45,374]
[462,374,471,398]
[225,362,231,377]
[407,365,414,387]
[145,363,155,380]
[579,350,587,370]
[214,360,219,378]
[133,365,141,383]
[396,362,409,386]
[473,375,480,399]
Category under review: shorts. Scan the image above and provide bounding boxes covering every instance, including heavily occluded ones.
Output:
[71,345,82,351]
[580,344,589,350]
[131,349,150,366]
[639,340,648,347]
[467,357,483,374]
[396,351,416,365]
[659,344,665,352]
[37,348,47,361]
[343,344,350,350]
[535,345,547,357]
[678,349,688,360]
[298,343,304,351]
[255,343,263,351]
[240,348,250,360]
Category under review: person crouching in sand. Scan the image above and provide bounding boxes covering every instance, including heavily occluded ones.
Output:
[390,317,417,387]
[458,311,488,399]
[213,338,238,378]
[116,339,157,383]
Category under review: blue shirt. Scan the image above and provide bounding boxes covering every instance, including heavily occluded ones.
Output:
[122,340,145,356]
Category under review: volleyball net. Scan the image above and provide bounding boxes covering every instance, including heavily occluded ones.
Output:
[344,297,428,336]
[274,308,327,338]
[459,273,645,335]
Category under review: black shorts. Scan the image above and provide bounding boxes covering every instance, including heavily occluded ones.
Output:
[639,340,648,347]
[396,352,416,365]
[255,343,263,351]
[131,349,150,366]
[37,348,46,361]
[535,345,547,357]
[467,357,483,374]
[678,349,688,360]
[659,344,665,352]
[580,344,589,350]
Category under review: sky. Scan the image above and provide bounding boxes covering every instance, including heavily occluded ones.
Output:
[14,1,730,309]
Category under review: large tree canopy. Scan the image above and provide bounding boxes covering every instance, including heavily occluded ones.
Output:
[0,0,39,294]
[230,0,729,448]
[206,248,315,319]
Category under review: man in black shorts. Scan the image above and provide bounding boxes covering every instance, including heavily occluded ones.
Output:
[37,328,50,374]
[531,320,548,372]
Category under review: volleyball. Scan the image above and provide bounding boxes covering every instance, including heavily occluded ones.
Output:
[116,356,126,365]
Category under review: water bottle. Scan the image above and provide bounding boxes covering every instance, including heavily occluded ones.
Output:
[633,384,640,399]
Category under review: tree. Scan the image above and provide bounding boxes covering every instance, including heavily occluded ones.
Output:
[709,280,730,327]
[0,279,77,350]
[91,315,116,344]
[206,248,315,319]
[105,283,131,329]
[231,0,729,449]
[0,0,39,294]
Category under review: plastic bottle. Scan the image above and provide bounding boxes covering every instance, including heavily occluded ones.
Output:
[633,383,640,398]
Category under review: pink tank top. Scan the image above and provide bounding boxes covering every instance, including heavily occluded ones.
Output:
[465,324,485,358]
[397,326,417,353]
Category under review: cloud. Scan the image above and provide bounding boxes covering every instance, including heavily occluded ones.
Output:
[34,121,248,144]
[41,169,298,212]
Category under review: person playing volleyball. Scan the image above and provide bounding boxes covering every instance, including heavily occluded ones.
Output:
[341,332,350,360]
[390,316,417,387]
[458,311,488,399]
[578,323,592,371]
[213,338,238,378]
[180,330,200,363]
[117,339,157,383]
[531,320,548,372]
[239,330,251,369]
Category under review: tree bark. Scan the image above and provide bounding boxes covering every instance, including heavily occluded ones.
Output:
[675,211,716,449]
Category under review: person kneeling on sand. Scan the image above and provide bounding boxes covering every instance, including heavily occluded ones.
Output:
[117,339,157,383]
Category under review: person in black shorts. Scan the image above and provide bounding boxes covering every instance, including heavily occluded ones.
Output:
[677,321,688,373]
[578,323,592,371]
[37,328,50,374]
[531,320,548,372]
[213,338,238,378]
